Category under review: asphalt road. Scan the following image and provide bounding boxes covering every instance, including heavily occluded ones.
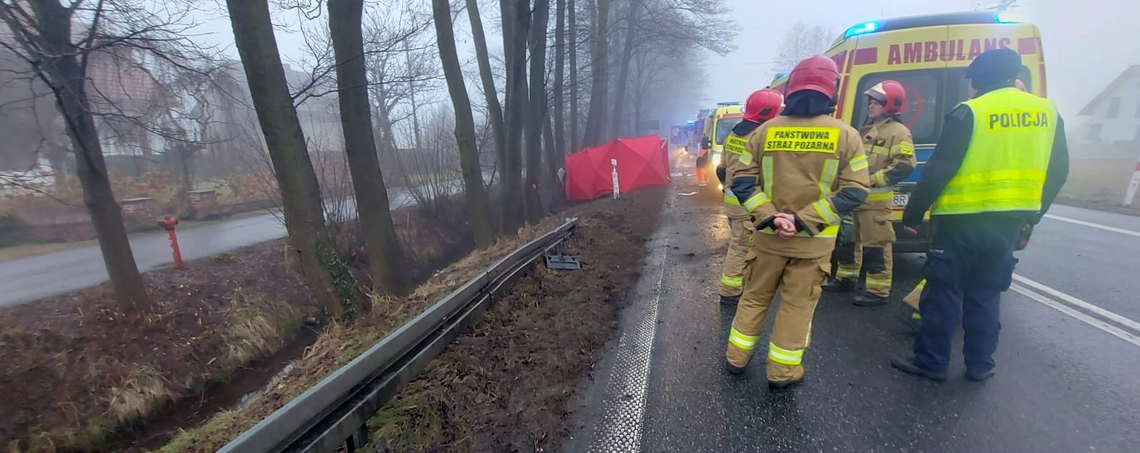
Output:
[572,175,1140,453]
[0,186,434,307]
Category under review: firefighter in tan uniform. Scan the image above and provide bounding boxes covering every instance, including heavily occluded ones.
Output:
[717,89,784,305]
[824,81,917,306]
[724,55,870,388]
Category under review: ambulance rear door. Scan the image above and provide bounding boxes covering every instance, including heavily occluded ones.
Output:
[844,25,951,252]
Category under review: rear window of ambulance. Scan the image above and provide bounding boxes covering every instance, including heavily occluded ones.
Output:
[850,70,944,144]
[948,65,1034,107]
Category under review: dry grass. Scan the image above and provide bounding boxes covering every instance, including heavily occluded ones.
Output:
[106,366,176,424]
[154,217,572,453]
[1055,153,1140,216]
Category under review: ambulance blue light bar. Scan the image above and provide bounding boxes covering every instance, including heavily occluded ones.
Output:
[995,11,1020,23]
[844,21,879,38]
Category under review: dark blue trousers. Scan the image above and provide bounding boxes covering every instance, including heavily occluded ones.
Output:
[914,214,1023,374]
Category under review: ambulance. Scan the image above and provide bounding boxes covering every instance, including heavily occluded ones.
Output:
[769,11,1048,252]
[699,102,744,190]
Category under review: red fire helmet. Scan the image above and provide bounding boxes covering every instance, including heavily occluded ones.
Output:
[785,55,840,100]
[865,80,908,115]
[744,88,784,122]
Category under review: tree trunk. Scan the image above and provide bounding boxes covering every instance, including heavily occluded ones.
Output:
[610,0,642,140]
[499,0,530,235]
[553,0,566,155]
[404,41,424,155]
[22,0,152,313]
[434,0,495,250]
[466,0,508,184]
[328,0,410,295]
[226,0,357,319]
[582,0,611,147]
[568,0,579,152]
[524,0,550,225]
[544,111,564,210]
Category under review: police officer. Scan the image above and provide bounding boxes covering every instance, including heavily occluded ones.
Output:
[718,88,784,305]
[895,79,1030,334]
[824,81,916,306]
[724,55,870,388]
[891,49,1069,382]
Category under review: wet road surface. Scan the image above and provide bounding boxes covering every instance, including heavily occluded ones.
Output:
[573,176,1140,453]
[0,188,428,307]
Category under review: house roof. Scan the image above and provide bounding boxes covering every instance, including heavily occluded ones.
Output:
[1079,65,1140,116]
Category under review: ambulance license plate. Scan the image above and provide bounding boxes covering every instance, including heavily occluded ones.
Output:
[892,193,910,207]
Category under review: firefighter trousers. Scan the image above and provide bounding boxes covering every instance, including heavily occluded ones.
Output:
[720,217,751,297]
[914,215,1021,374]
[727,248,829,383]
[835,209,895,297]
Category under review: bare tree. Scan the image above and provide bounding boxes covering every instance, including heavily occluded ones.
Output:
[433,0,494,249]
[0,0,214,312]
[466,0,507,184]
[581,0,610,148]
[226,0,360,319]
[568,0,579,152]
[553,0,567,155]
[499,0,530,235]
[327,0,410,295]
[773,21,833,72]
[524,0,550,224]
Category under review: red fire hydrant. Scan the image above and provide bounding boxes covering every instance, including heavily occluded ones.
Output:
[158,215,184,270]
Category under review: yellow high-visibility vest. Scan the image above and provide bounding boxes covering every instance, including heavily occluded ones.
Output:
[932,88,1057,215]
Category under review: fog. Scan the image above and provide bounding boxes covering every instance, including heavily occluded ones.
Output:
[705,0,1140,122]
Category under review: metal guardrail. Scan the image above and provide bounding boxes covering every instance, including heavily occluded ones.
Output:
[217,218,579,453]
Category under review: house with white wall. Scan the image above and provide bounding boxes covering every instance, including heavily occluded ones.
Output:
[1078,66,1140,145]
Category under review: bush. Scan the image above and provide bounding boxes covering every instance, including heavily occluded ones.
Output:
[0,214,38,248]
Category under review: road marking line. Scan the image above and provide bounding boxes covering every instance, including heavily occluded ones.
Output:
[1012,274,1140,333]
[586,238,668,453]
[1011,282,1140,348]
[1043,214,1140,238]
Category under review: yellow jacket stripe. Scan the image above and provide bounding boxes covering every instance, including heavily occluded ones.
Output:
[761,156,774,200]
[744,192,771,213]
[819,158,839,199]
[724,189,741,206]
[849,154,868,172]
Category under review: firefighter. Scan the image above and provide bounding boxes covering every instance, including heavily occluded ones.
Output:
[891,49,1069,382]
[824,81,916,306]
[724,55,870,388]
[718,88,784,305]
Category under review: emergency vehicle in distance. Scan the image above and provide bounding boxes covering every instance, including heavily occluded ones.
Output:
[768,10,1048,252]
[696,102,743,191]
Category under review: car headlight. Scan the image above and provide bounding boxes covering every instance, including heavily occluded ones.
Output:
[711,153,722,167]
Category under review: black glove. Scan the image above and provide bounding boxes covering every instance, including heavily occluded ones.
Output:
[715,166,726,184]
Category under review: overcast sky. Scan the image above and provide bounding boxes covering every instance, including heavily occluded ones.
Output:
[190,0,1139,124]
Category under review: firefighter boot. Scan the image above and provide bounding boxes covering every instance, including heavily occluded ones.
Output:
[853,293,889,306]
[822,278,856,292]
[720,295,740,305]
